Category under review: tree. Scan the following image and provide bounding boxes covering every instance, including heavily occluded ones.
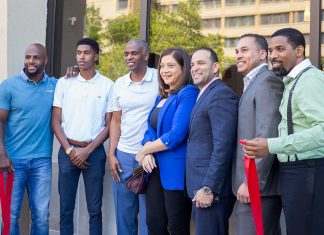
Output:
[99,44,128,80]
[84,5,103,44]
[86,0,229,80]
[103,14,140,45]
[98,14,141,78]
[150,0,206,54]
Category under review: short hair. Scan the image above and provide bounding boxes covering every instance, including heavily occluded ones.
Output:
[158,48,192,98]
[240,33,268,59]
[126,39,149,53]
[193,47,218,63]
[76,38,100,54]
[271,28,306,56]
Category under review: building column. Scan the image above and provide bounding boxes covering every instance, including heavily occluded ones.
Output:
[0,0,47,82]
[0,0,8,81]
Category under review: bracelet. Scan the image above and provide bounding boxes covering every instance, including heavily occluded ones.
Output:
[202,186,213,195]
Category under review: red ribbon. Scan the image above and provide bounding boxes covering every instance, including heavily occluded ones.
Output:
[0,172,14,235]
[241,140,264,235]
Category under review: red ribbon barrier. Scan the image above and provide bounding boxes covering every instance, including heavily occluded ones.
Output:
[0,172,14,235]
[240,140,264,235]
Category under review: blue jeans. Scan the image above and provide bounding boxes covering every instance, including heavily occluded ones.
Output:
[58,145,106,235]
[112,149,148,235]
[10,157,51,235]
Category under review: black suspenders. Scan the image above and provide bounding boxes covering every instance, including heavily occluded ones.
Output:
[286,66,312,162]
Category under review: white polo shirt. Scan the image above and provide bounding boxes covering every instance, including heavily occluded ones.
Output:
[53,71,114,142]
[112,67,159,154]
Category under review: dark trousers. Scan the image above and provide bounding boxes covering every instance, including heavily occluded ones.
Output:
[145,168,191,235]
[58,145,106,235]
[192,196,235,235]
[280,158,324,235]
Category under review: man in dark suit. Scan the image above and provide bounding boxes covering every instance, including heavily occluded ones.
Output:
[232,34,284,235]
[186,47,238,235]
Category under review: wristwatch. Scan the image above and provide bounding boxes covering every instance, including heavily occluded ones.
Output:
[202,186,213,195]
[65,146,74,155]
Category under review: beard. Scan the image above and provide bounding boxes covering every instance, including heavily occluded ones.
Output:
[271,61,289,77]
[24,66,44,77]
[272,67,289,77]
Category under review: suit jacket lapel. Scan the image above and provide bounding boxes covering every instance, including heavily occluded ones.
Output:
[239,66,268,106]
[190,80,219,128]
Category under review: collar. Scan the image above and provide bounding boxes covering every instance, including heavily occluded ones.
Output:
[283,59,312,84]
[20,70,47,85]
[125,67,152,86]
[197,77,219,100]
[76,70,100,84]
[244,63,267,80]
[285,59,312,80]
[243,63,267,92]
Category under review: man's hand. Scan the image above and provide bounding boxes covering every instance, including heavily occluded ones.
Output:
[69,148,91,169]
[237,183,250,204]
[141,154,156,173]
[108,154,122,183]
[65,65,79,78]
[192,188,214,208]
[0,153,13,172]
[242,138,269,159]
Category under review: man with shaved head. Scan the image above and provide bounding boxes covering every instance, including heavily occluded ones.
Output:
[0,43,56,234]
[109,39,158,235]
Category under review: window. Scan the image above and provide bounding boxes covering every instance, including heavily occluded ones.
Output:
[200,0,221,8]
[260,13,289,25]
[260,0,288,3]
[117,0,128,10]
[225,16,255,27]
[225,38,240,48]
[202,18,221,28]
[225,0,255,6]
[172,4,178,12]
[160,5,168,12]
[293,11,304,23]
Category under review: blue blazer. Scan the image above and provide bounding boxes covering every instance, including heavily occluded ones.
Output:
[142,84,199,190]
[186,80,238,198]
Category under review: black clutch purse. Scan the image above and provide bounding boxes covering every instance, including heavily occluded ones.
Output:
[126,165,147,194]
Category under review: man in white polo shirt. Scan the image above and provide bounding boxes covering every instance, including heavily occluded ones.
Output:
[51,38,114,235]
[108,39,158,235]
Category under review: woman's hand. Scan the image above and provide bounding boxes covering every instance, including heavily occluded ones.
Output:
[141,154,157,173]
[135,147,146,163]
